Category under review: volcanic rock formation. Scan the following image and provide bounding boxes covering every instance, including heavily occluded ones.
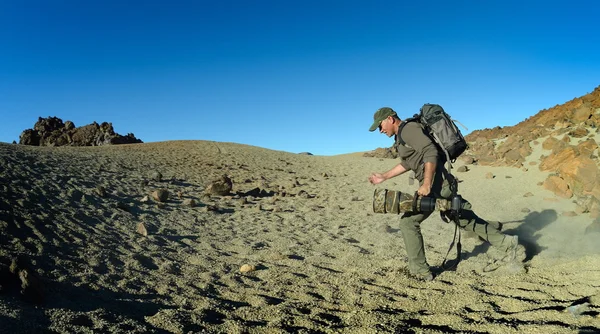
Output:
[465,85,600,216]
[19,116,142,146]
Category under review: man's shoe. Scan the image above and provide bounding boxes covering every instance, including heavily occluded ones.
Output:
[483,235,527,274]
[504,235,526,262]
[410,272,434,282]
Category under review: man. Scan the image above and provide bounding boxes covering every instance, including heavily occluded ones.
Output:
[368,107,524,281]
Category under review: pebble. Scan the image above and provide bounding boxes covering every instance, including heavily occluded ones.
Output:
[152,189,169,202]
[137,222,148,237]
[150,171,162,182]
[456,166,468,173]
[240,264,256,273]
[95,186,106,198]
[182,199,197,207]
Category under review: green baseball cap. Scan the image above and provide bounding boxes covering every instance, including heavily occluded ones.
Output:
[369,107,397,131]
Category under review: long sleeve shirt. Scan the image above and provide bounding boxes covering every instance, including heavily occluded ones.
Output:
[394,121,441,182]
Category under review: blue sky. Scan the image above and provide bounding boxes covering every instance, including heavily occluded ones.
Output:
[1,1,599,155]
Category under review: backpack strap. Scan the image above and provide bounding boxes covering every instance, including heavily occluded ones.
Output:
[396,122,408,146]
[396,115,420,147]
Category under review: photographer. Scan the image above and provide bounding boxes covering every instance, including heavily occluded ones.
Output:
[368,107,524,281]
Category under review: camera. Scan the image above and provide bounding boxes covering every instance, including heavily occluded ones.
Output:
[373,188,462,216]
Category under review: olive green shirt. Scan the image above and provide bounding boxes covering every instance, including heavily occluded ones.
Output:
[394,121,441,182]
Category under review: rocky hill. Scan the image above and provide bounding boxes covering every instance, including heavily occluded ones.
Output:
[465,85,600,217]
[19,116,143,146]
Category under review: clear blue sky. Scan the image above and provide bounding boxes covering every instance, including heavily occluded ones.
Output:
[1,1,599,155]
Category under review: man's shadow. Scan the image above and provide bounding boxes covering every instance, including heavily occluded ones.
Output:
[441,209,558,270]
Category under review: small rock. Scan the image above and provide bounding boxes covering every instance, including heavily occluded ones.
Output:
[206,175,233,196]
[523,192,534,197]
[240,264,256,273]
[150,171,162,182]
[322,173,329,178]
[505,176,512,179]
[203,205,219,212]
[137,222,148,237]
[456,166,468,173]
[522,168,528,172]
[562,211,577,217]
[152,189,169,202]
[521,208,531,213]
[298,190,310,199]
[177,191,183,199]
[462,156,476,165]
[485,172,494,179]
[141,195,149,203]
[182,199,197,207]
[95,186,106,198]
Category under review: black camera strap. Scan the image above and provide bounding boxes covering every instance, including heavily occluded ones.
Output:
[441,223,462,271]
[440,168,463,271]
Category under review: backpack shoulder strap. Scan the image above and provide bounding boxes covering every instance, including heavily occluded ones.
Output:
[397,121,409,146]
[396,115,420,146]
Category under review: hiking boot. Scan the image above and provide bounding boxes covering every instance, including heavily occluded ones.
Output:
[482,235,527,274]
[410,272,434,282]
[504,235,526,263]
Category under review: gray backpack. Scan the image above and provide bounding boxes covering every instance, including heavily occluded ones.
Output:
[397,103,468,169]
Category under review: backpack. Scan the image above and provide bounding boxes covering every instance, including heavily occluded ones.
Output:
[397,103,468,169]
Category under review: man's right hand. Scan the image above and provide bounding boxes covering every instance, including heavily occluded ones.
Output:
[369,173,386,185]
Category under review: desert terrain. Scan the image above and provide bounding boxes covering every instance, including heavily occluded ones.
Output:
[0,138,599,333]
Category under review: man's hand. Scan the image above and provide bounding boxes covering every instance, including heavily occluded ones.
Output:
[417,182,432,196]
[418,162,436,196]
[369,173,386,185]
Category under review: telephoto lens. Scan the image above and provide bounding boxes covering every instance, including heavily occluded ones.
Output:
[373,189,452,214]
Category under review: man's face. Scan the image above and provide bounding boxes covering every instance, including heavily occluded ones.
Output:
[378,116,394,137]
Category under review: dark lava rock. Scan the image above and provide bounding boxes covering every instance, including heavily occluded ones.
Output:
[19,116,142,146]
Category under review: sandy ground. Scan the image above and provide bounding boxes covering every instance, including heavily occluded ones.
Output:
[0,140,599,333]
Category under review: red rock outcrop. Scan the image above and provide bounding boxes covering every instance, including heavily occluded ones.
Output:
[465,85,600,218]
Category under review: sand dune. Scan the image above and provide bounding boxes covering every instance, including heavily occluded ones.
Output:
[0,140,598,333]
